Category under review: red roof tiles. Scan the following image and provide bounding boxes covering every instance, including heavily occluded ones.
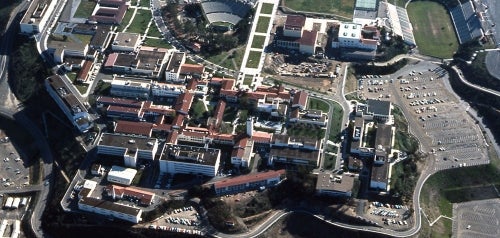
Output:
[213,170,286,189]
[115,120,153,136]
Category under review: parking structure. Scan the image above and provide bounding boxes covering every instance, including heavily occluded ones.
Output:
[452,198,500,238]
[358,61,489,172]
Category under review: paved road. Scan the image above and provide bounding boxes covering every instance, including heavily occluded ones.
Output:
[0,2,55,238]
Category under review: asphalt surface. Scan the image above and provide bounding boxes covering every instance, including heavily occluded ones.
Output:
[485,51,500,81]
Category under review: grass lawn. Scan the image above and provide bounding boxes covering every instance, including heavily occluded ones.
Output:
[288,124,325,140]
[73,34,93,44]
[284,0,354,19]
[206,51,230,65]
[117,9,135,32]
[307,98,329,113]
[251,35,266,49]
[233,47,245,69]
[245,51,262,68]
[324,154,336,170]
[255,16,270,33]
[127,9,152,34]
[147,23,163,38]
[329,101,343,142]
[407,1,458,58]
[192,100,207,119]
[260,3,274,14]
[143,38,172,49]
[139,0,150,7]
[420,164,500,236]
[74,0,97,18]
[243,75,253,85]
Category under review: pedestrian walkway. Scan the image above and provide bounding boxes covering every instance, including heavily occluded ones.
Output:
[238,0,279,87]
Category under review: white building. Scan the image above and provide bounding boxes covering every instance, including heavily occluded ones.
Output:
[151,82,185,97]
[45,75,93,133]
[335,22,379,51]
[165,52,186,83]
[112,32,141,52]
[20,0,57,34]
[110,77,151,99]
[78,197,142,223]
[107,165,138,186]
[97,133,159,167]
[316,172,354,197]
[159,144,221,177]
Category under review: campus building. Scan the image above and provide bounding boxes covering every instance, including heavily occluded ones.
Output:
[20,0,57,34]
[355,99,392,123]
[45,75,93,133]
[110,77,151,99]
[78,197,142,223]
[104,185,155,206]
[88,0,129,24]
[97,133,159,167]
[107,165,138,186]
[331,22,380,59]
[104,47,169,79]
[213,170,286,196]
[112,32,141,52]
[165,52,186,83]
[316,172,355,197]
[159,144,221,177]
[275,15,319,55]
[268,135,322,167]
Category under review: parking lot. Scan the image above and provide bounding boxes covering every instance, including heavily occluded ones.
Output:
[147,205,204,236]
[0,135,30,189]
[452,198,500,238]
[365,202,411,229]
[357,61,489,172]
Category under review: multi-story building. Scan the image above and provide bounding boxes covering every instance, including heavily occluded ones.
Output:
[289,108,328,127]
[107,165,137,186]
[230,138,254,167]
[159,144,221,177]
[316,172,355,197]
[213,170,286,196]
[88,0,129,24]
[356,99,392,123]
[165,52,185,83]
[151,82,185,98]
[110,77,151,99]
[45,75,93,133]
[112,32,141,52]
[274,15,320,55]
[269,135,322,167]
[104,185,156,206]
[97,133,158,167]
[334,22,379,50]
[291,91,308,110]
[78,197,142,223]
[104,47,168,79]
[48,41,89,64]
[20,0,57,34]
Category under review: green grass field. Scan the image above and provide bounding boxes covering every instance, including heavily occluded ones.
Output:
[147,23,163,38]
[329,102,343,142]
[260,3,274,14]
[284,0,354,18]
[307,98,329,113]
[255,16,270,33]
[407,1,458,59]
[117,9,135,32]
[246,51,262,68]
[251,35,266,49]
[74,0,97,18]
[127,9,152,34]
[143,38,172,49]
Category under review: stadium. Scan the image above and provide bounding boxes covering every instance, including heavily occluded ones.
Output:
[200,0,253,31]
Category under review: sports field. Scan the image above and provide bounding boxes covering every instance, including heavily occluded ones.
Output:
[407,1,458,59]
[283,0,354,18]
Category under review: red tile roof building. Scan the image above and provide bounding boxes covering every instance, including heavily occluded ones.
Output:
[212,170,286,196]
[104,185,156,206]
[114,120,154,137]
[292,90,308,109]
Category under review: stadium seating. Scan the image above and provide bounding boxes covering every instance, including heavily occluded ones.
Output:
[201,0,251,25]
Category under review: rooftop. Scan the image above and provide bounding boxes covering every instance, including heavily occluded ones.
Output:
[213,170,286,189]
[270,147,320,162]
[79,197,141,216]
[285,15,306,28]
[108,165,137,180]
[374,124,392,151]
[367,99,391,116]
[299,30,318,46]
[166,52,185,73]
[161,144,221,166]
[113,32,140,49]
[98,133,157,151]
[371,161,389,183]
[292,91,308,107]
[104,185,155,205]
[21,0,53,24]
[114,120,154,136]
[96,96,144,108]
[316,172,355,193]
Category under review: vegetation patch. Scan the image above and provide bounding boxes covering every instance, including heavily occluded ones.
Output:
[74,0,97,18]
[250,35,266,49]
[255,16,270,33]
[351,59,409,76]
[127,9,152,34]
[143,38,172,49]
[283,0,354,19]
[287,124,325,140]
[117,9,134,32]
[260,3,274,15]
[246,51,262,68]
[328,101,343,142]
[307,98,329,113]
[407,1,458,58]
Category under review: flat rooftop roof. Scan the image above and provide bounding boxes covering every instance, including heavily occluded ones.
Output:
[21,0,53,24]
[98,133,157,151]
[114,32,140,48]
[270,147,320,162]
[166,52,185,73]
[375,124,392,150]
[371,162,389,183]
[162,144,220,166]
[316,172,355,193]
[79,197,141,216]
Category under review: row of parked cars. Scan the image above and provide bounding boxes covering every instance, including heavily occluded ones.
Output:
[371,202,406,209]
[148,225,202,235]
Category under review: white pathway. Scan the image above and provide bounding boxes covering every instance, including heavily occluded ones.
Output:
[238,0,279,86]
